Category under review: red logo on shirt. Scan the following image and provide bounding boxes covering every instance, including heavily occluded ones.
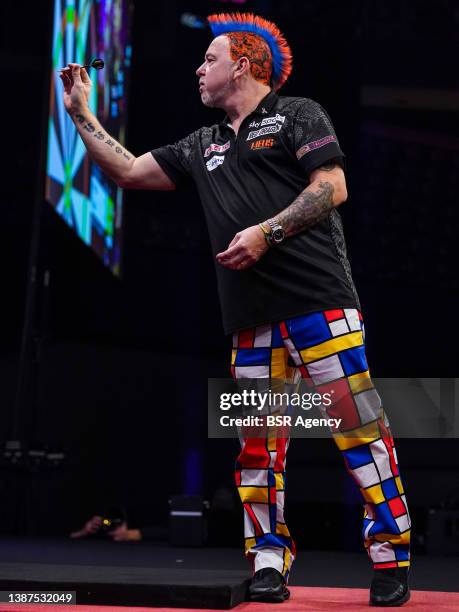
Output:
[250,138,275,151]
[204,140,231,158]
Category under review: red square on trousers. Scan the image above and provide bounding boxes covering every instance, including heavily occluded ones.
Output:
[239,329,254,348]
[317,378,361,430]
[274,438,287,472]
[299,364,312,382]
[388,497,406,518]
[377,562,398,569]
[324,309,344,322]
[238,437,270,468]
[279,321,289,339]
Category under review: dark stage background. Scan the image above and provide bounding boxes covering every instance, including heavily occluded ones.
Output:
[0,0,458,557]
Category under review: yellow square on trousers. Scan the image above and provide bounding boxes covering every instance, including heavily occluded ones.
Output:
[274,472,284,491]
[238,486,269,503]
[270,348,289,379]
[231,349,236,365]
[375,532,410,546]
[299,331,363,364]
[276,522,290,537]
[245,537,257,552]
[362,484,385,505]
[282,547,292,575]
[395,476,404,495]
[267,436,277,452]
[348,370,373,394]
[333,421,380,451]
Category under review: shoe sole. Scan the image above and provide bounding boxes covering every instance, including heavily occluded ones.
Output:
[249,588,290,603]
[370,588,411,607]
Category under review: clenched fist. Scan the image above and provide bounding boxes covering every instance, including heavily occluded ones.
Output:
[216,225,269,270]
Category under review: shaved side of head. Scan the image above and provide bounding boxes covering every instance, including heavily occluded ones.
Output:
[225,32,272,87]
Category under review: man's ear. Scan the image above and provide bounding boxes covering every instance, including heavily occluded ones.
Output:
[234,56,250,78]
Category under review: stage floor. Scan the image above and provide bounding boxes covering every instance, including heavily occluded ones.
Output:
[0,537,458,591]
[2,587,459,611]
[0,538,458,610]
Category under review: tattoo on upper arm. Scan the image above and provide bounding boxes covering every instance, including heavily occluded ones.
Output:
[72,112,132,161]
[275,180,334,236]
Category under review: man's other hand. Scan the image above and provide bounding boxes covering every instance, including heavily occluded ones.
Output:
[216,225,269,270]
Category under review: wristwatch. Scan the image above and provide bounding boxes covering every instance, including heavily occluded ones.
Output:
[259,218,285,247]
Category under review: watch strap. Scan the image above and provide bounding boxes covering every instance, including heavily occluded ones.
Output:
[258,222,272,246]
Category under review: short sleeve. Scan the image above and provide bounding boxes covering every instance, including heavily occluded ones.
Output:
[291,99,345,176]
[151,130,199,188]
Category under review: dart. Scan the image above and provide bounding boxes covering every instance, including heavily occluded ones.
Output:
[82,58,104,70]
[59,58,104,72]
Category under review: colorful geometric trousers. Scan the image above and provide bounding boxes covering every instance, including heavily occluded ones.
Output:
[231,308,411,582]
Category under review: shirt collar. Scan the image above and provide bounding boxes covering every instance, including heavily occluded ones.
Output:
[252,89,278,116]
[220,90,278,128]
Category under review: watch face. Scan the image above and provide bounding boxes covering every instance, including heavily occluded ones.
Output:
[272,228,285,243]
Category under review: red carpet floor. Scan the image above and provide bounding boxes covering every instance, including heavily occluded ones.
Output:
[1,586,459,612]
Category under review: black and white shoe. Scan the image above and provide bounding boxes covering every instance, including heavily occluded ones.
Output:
[370,567,410,607]
[248,567,290,603]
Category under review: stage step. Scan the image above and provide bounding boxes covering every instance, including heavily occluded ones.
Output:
[0,563,250,609]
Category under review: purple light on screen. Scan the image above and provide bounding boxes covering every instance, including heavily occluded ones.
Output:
[98,2,107,57]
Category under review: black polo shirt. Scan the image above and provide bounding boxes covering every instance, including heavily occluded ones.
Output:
[151,91,360,334]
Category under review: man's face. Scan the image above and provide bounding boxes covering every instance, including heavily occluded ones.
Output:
[196,36,235,108]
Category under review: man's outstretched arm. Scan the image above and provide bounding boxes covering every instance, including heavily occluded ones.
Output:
[60,63,175,191]
[216,161,347,270]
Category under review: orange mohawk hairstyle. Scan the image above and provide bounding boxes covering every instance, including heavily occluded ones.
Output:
[207,13,293,91]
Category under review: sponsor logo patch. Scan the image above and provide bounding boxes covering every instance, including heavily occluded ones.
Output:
[247,114,285,140]
[206,155,225,172]
[204,140,231,158]
[296,135,337,160]
[250,138,275,151]
[260,113,285,127]
[247,124,282,141]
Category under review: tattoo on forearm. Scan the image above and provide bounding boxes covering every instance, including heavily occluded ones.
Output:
[276,180,334,236]
[72,112,132,160]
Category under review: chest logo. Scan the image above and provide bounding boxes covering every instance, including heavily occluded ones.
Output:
[204,140,230,158]
[246,114,285,141]
[206,155,225,172]
[250,138,275,151]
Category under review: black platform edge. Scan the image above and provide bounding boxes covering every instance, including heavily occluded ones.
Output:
[0,574,250,609]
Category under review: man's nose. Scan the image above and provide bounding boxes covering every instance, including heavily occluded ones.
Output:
[196,63,205,77]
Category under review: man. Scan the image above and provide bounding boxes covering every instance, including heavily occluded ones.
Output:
[60,12,411,606]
